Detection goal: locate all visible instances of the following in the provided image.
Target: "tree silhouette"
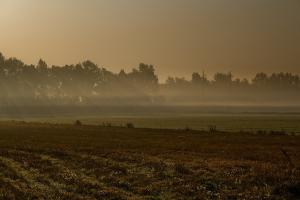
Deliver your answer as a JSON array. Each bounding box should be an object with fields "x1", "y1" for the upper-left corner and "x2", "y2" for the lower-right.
[
  {"x1": 0, "y1": 51, "x2": 299, "y2": 106},
  {"x1": 0, "y1": 53, "x2": 4, "y2": 66},
  {"x1": 214, "y1": 72, "x2": 233, "y2": 85}
]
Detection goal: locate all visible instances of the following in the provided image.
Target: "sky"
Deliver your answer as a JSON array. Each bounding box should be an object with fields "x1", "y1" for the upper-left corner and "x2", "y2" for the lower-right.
[{"x1": 0, "y1": 0, "x2": 300, "y2": 81}]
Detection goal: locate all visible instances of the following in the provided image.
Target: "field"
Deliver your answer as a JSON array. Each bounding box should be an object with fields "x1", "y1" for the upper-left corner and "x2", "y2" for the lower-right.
[
  {"x1": 8, "y1": 115, "x2": 300, "y2": 135},
  {"x1": 0, "y1": 121, "x2": 299, "y2": 200},
  {"x1": 3, "y1": 106, "x2": 300, "y2": 134}
]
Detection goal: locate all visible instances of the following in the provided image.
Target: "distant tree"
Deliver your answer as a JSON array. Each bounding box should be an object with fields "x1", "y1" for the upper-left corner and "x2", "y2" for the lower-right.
[
  {"x1": 192, "y1": 72, "x2": 201, "y2": 83},
  {"x1": 268, "y1": 72, "x2": 300, "y2": 89},
  {"x1": 37, "y1": 59, "x2": 48, "y2": 72},
  {"x1": 241, "y1": 78, "x2": 250, "y2": 87},
  {"x1": 82, "y1": 60, "x2": 98, "y2": 72},
  {"x1": 3, "y1": 57, "x2": 24, "y2": 78},
  {"x1": 0, "y1": 52, "x2": 4, "y2": 66},
  {"x1": 164, "y1": 76, "x2": 190, "y2": 88},
  {"x1": 192, "y1": 72, "x2": 208, "y2": 85},
  {"x1": 166, "y1": 77, "x2": 176, "y2": 85},
  {"x1": 174, "y1": 77, "x2": 190, "y2": 87},
  {"x1": 213, "y1": 72, "x2": 233, "y2": 86},
  {"x1": 0, "y1": 52, "x2": 299, "y2": 106},
  {"x1": 252, "y1": 73, "x2": 268, "y2": 87},
  {"x1": 128, "y1": 63, "x2": 159, "y2": 90},
  {"x1": 138, "y1": 63, "x2": 159, "y2": 85},
  {"x1": 119, "y1": 69, "x2": 127, "y2": 78}
]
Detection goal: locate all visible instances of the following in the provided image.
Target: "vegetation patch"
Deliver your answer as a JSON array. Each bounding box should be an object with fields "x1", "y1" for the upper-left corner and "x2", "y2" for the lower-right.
[{"x1": 0, "y1": 121, "x2": 298, "y2": 199}]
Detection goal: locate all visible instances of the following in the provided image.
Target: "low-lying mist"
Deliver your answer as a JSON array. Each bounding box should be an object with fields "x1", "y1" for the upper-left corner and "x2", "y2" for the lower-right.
[{"x1": 1, "y1": 52, "x2": 300, "y2": 114}]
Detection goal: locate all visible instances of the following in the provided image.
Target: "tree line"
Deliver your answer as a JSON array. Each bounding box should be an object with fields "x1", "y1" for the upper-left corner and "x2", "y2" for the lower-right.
[
  {"x1": 0, "y1": 52, "x2": 299, "y2": 105},
  {"x1": 166, "y1": 71, "x2": 300, "y2": 89}
]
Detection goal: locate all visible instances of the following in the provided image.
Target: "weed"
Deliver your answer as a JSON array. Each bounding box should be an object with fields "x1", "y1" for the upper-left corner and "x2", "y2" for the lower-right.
[
  {"x1": 126, "y1": 123, "x2": 135, "y2": 129},
  {"x1": 74, "y1": 120, "x2": 82, "y2": 126}
]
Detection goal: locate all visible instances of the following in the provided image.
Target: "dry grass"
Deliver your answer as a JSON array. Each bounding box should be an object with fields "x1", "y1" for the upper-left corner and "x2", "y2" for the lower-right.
[{"x1": 0, "y1": 121, "x2": 299, "y2": 199}]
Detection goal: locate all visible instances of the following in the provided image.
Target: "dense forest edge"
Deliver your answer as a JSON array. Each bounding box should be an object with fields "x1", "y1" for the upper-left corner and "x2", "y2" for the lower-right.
[{"x1": 1, "y1": 52, "x2": 300, "y2": 106}]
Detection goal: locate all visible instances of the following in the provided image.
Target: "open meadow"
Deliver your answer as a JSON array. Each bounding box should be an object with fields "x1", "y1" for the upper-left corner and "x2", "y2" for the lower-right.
[
  {"x1": 3, "y1": 106, "x2": 300, "y2": 134},
  {"x1": 0, "y1": 121, "x2": 299, "y2": 199}
]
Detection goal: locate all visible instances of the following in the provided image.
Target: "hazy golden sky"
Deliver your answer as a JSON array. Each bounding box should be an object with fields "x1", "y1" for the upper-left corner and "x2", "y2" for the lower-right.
[{"x1": 0, "y1": 0, "x2": 299, "y2": 80}]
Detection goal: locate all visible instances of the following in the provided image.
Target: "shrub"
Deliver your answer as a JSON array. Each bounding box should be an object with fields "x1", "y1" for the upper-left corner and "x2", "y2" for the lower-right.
[
  {"x1": 74, "y1": 120, "x2": 82, "y2": 126},
  {"x1": 269, "y1": 130, "x2": 286, "y2": 136},
  {"x1": 208, "y1": 125, "x2": 217, "y2": 134},
  {"x1": 126, "y1": 123, "x2": 135, "y2": 128},
  {"x1": 102, "y1": 122, "x2": 112, "y2": 127},
  {"x1": 185, "y1": 126, "x2": 191, "y2": 131}
]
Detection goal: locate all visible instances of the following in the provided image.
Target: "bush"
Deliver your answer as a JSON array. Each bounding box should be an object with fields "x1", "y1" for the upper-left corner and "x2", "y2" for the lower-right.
[
  {"x1": 102, "y1": 122, "x2": 112, "y2": 127},
  {"x1": 126, "y1": 123, "x2": 135, "y2": 128},
  {"x1": 208, "y1": 125, "x2": 217, "y2": 134},
  {"x1": 269, "y1": 130, "x2": 286, "y2": 136},
  {"x1": 74, "y1": 120, "x2": 82, "y2": 126},
  {"x1": 185, "y1": 126, "x2": 191, "y2": 131}
]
